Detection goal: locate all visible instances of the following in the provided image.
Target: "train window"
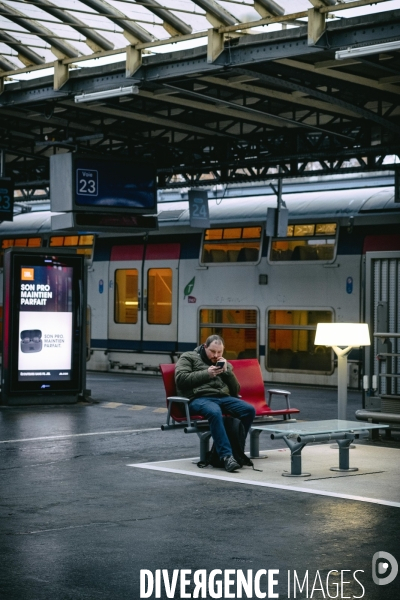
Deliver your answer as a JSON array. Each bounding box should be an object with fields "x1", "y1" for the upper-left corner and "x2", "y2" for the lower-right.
[
  {"x1": 49, "y1": 235, "x2": 95, "y2": 260},
  {"x1": 0, "y1": 238, "x2": 42, "y2": 268},
  {"x1": 199, "y1": 309, "x2": 258, "y2": 359},
  {"x1": 147, "y1": 268, "x2": 172, "y2": 325},
  {"x1": 201, "y1": 227, "x2": 262, "y2": 264},
  {"x1": 270, "y1": 222, "x2": 337, "y2": 262},
  {"x1": 267, "y1": 310, "x2": 333, "y2": 373},
  {"x1": 2, "y1": 238, "x2": 41, "y2": 248},
  {"x1": 0, "y1": 305, "x2": 2, "y2": 344},
  {"x1": 114, "y1": 269, "x2": 139, "y2": 324}
]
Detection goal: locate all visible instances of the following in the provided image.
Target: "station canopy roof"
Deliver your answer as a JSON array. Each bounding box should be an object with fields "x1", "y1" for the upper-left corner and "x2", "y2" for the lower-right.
[
  {"x1": 1, "y1": 0, "x2": 400, "y2": 194},
  {"x1": 0, "y1": 0, "x2": 399, "y2": 72}
]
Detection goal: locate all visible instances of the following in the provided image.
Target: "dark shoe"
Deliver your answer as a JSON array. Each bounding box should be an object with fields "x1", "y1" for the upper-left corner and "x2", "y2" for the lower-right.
[{"x1": 224, "y1": 455, "x2": 241, "y2": 472}]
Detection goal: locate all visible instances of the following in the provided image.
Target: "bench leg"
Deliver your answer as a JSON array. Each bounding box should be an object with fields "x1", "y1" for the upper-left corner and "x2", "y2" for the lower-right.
[
  {"x1": 282, "y1": 438, "x2": 311, "y2": 477},
  {"x1": 330, "y1": 437, "x2": 358, "y2": 472},
  {"x1": 197, "y1": 431, "x2": 212, "y2": 463},
  {"x1": 250, "y1": 429, "x2": 261, "y2": 458}
]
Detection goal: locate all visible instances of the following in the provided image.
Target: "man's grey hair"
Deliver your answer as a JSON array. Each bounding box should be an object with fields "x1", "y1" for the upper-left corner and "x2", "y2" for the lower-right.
[{"x1": 205, "y1": 334, "x2": 224, "y2": 347}]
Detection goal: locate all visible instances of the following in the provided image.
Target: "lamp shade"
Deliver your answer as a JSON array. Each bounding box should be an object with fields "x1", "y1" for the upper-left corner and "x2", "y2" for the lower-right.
[{"x1": 314, "y1": 323, "x2": 370, "y2": 347}]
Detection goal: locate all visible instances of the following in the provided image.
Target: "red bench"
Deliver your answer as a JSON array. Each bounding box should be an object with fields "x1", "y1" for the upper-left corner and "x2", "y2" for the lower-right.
[{"x1": 160, "y1": 358, "x2": 299, "y2": 460}]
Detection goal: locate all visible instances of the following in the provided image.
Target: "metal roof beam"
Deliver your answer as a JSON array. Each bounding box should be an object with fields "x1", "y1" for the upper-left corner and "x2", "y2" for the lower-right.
[
  {"x1": 191, "y1": 0, "x2": 236, "y2": 27},
  {"x1": 134, "y1": 0, "x2": 192, "y2": 36},
  {"x1": 22, "y1": 0, "x2": 115, "y2": 52},
  {"x1": 159, "y1": 83, "x2": 354, "y2": 139},
  {"x1": 253, "y1": 0, "x2": 284, "y2": 19},
  {"x1": 200, "y1": 74, "x2": 360, "y2": 119},
  {"x1": 0, "y1": 1, "x2": 80, "y2": 58},
  {"x1": 234, "y1": 66, "x2": 400, "y2": 136},
  {"x1": 0, "y1": 30, "x2": 45, "y2": 65},
  {"x1": 64, "y1": 100, "x2": 232, "y2": 138},
  {"x1": 77, "y1": 0, "x2": 154, "y2": 44}
]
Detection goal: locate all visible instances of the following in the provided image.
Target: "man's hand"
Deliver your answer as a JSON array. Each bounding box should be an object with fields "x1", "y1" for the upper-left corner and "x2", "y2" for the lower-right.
[{"x1": 208, "y1": 358, "x2": 227, "y2": 377}]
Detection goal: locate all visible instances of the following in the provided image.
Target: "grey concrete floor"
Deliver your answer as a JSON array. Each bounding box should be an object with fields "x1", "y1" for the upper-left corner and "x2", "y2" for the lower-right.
[{"x1": 0, "y1": 372, "x2": 399, "y2": 600}]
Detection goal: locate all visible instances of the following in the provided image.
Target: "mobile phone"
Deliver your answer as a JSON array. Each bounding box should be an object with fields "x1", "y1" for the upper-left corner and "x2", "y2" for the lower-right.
[{"x1": 216, "y1": 360, "x2": 225, "y2": 368}]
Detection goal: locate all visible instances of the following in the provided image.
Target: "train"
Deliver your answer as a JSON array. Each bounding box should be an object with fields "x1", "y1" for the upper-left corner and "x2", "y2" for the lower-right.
[{"x1": 1, "y1": 177, "x2": 399, "y2": 392}]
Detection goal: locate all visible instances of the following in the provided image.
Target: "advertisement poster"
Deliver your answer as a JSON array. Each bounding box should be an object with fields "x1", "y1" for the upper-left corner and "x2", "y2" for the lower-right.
[{"x1": 17, "y1": 264, "x2": 74, "y2": 382}]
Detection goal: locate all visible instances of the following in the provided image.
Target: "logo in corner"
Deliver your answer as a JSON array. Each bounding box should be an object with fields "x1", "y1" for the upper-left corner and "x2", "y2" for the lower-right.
[{"x1": 372, "y1": 551, "x2": 398, "y2": 586}]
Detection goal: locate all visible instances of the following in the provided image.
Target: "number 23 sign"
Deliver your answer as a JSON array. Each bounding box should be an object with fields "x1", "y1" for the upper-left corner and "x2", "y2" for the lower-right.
[{"x1": 0, "y1": 178, "x2": 14, "y2": 221}]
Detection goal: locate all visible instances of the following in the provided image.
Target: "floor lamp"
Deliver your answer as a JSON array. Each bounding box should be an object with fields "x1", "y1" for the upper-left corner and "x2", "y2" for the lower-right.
[{"x1": 315, "y1": 323, "x2": 371, "y2": 421}]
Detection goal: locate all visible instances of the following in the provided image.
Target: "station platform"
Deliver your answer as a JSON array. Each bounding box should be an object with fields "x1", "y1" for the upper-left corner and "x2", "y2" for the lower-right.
[{"x1": 0, "y1": 371, "x2": 399, "y2": 600}]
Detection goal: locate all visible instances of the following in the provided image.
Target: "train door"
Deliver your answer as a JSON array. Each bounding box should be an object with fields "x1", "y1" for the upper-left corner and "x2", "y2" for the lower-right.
[
  {"x1": 142, "y1": 244, "x2": 179, "y2": 348},
  {"x1": 108, "y1": 242, "x2": 180, "y2": 351},
  {"x1": 364, "y1": 251, "x2": 400, "y2": 409},
  {"x1": 108, "y1": 245, "x2": 143, "y2": 347}
]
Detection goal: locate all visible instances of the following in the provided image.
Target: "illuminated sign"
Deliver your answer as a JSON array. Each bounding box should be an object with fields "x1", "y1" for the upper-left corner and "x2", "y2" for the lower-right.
[
  {"x1": 0, "y1": 177, "x2": 14, "y2": 221},
  {"x1": 2, "y1": 250, "x2": 85, "y2": 403},
  {"x1": 50, "y1": 154, "x2": 157, "y2": 215},
  {"x1": 17, "y1": 264, "x2": 74, "y2": 382}
]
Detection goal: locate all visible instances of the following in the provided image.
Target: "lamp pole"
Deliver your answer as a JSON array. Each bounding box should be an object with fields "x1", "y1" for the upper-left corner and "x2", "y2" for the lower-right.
[{"x1": 332, "y1": 345, "x2": 353, "y2": 420}]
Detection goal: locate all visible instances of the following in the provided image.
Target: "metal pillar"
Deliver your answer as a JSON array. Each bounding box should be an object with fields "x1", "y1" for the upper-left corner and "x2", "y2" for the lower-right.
[{"x1": 333, "y1": 345, "x2": 353, "y2": 420}]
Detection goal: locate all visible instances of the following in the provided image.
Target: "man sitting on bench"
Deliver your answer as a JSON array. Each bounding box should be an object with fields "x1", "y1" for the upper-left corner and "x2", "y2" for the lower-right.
[{"x1": 175, "y1": 335, "x2": 256, "y2": 472}]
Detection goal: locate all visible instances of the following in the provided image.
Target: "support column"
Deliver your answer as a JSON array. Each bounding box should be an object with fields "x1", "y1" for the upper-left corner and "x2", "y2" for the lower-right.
[
  {"x1": 308, "y1": 8, "x2": 326, "y2": 46},
  {"x1": 54, "y1": 60, "x2": 69, "y2": 91},
  {"x1": 126, "y1": 46, "x2": 142, "y2": 78},
  {"x1": 207, "y1": 28, "x2": 224, "y2": 64}
]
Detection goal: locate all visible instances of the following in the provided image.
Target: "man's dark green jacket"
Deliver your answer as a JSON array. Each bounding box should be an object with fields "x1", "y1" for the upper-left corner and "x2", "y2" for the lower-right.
[{"x1": 175, "y1": 346, "x2": 240, "y2": 401}]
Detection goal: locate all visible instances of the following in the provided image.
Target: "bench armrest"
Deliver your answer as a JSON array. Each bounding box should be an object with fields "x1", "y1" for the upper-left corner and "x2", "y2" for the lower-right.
[{"x1": 163, "y1": 396, "x2": 191, "y2": 429}]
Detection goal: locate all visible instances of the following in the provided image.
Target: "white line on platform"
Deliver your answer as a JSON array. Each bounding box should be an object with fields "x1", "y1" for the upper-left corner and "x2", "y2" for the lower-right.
[
  {"x1": 0, "y1": 428, "x2": 159, "y2": 444},
  {"x1": 130, "y1": 462, "x2": 400, "y2": 508}
]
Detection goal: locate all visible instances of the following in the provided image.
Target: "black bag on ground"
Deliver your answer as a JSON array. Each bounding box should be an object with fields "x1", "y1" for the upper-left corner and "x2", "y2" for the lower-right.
[{"x1": 197, "y1": 416, "x2": 255, "y2": 469}]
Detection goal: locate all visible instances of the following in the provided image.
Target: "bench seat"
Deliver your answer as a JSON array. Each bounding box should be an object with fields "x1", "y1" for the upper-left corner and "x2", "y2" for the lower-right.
[{"x1": 160, "y1": 358, "x2": 300, "y2": 460}]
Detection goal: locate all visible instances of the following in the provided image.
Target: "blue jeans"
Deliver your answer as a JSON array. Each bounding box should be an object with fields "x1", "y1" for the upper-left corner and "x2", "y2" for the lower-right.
[{"x1": 189, "y1": 396, "x2": 256, "y2": 459}]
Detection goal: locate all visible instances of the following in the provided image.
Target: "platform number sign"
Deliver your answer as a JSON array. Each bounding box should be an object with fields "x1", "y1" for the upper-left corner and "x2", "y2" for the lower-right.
[
  {"x1": 188, "y1": 190, "x2": 210, "y2": 228},
  {"x1": 0, "y1": 177, "x2": 14, "y2": 221},
  {"x1": 76, "y1": 168, "x2": 98, "y2": 198}
]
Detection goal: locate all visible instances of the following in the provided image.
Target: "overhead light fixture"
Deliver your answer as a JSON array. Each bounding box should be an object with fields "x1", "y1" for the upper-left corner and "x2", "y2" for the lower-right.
[
  {"x1": 74, "y1": 85, "x2": 139, "y2": 104},
  {"x1": 335, "y1": 40, "x2": 400, "y2": 60}
]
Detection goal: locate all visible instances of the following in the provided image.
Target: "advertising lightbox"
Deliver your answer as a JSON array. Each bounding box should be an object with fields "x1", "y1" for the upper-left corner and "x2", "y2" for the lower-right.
[{"x1": 2, "y1": 249, "x2": 86, "y2": 405}]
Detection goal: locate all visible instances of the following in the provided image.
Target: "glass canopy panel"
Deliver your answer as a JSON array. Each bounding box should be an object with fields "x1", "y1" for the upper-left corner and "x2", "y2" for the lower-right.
[{"x1": 1, "y1": 0, "x2": 397, "y2": 74}]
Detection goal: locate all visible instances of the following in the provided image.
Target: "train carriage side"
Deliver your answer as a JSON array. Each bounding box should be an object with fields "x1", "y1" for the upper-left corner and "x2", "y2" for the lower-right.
[
  {"x1": 94, "y1": 186, "x2": 400, "y2": 388},
  {"x1": 0, "y1": 186, "x2": 399, "y2": 391}
]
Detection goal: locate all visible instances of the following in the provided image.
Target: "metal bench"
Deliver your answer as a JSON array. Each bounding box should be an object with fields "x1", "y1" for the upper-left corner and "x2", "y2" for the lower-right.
[{"x1": 160, "y1": 358, "x2": 300, "y2": 461}]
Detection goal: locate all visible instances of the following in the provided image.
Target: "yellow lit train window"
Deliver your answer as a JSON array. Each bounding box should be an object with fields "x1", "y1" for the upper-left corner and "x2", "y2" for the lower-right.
[
  {"x1": 147, "y1": 268, "x2": 172, "y2": 325},
  {"x1": 114, "y1": 269, "x2": 138, "y2": 324},
  {"x1": 79, "y1": 235, "x2": 94, "y2": 246},
  {"x1": 63, "y1": 236, "x2": 79, "y2": 246},
  {"x1": 316, "y1": 223, "x2": 337, "y2": 235},
  {"x1": 294, "y1": 224, "x2": 315, "y2": 237},
  {"x1": 223, "y1": 228, "x2": 241, "y2": 239},
  {"x1": 2, "y1": 238, "x2": 41, "y2": 248},
  {"x1": 202, "y1": 227, "x2": 262, "y2": 264},
  {"x1": 199, "y1": 308, "x2": 258, "y2": 359},
  {"x1": 205, "y1": 229, "x2": 223, "y2": 241},
  {"x1": 50, "y1": 235, "x2": 94, "y2": 247},
  {"x1": 242, "y1": 227, "x2": 261, "y2": 239},
  {"x1": 270, "y1": 222, "x2": 337, "y2": 262},
  {"x1": 50, "y1": 237, "x2": 63, "y2": 246},
  {"x1": 76, "y1": 248, "x2": 92, "y2": 257},
  {"x1": 267, "y1": 310, "x2": 333, "y2": 373},
  {"x1": 28, "y1": 238, "x2": 41, "y2": 247}
]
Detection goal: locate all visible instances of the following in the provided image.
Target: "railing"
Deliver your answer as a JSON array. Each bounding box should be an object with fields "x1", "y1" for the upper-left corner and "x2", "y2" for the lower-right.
[{"x1": 374, "y1": 332, "x2": 400, "y2": 413}]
